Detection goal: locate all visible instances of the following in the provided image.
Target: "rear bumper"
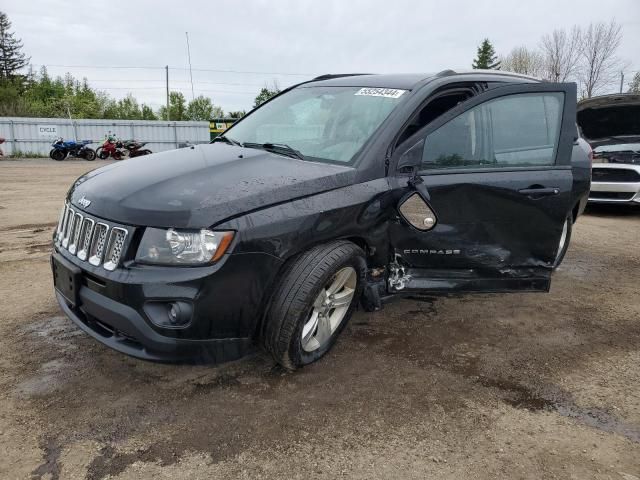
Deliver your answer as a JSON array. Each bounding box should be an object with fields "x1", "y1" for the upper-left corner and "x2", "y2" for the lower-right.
[{"x1": 55, "y1": 289, "x2": 254, "y2": 363}]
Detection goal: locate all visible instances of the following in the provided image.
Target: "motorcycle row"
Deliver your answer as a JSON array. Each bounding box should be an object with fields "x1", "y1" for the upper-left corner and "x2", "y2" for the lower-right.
[{"x1": 49, "y1": 134, "x2": 152, "y2": 161}]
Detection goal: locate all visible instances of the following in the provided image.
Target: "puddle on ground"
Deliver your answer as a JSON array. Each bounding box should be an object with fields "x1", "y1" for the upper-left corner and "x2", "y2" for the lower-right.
[
  {"x1": 14, "y1": 358, "x2": 70, "y2": 398},
  {"x1": 21, "y1": 316, "x2": 84, "y2": 351},
  {"x1": 458, "y1": 362, "x2": 640, "y2": 443}
]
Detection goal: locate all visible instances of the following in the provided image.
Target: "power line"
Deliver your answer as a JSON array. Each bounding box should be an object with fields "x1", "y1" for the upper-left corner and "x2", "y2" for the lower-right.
[
  {"x1": 88, "y1": 79, "x2": 274, "y2": 87},
  {"x1": 185, "y1": 32, "x2": 195, "y2": 101},
  {"x1": 98, "y1": 86, "x2": 256, "y2": 94},
  {"x1": 32, "y1": 63, "x2": 164, "y2": 70},
  {"x1": 170, "y1": 67, "x2": 313, "y2": 76},
  {"x1": 32, "y1": 63, "x2": 314, "y2": 76},
  {"x1": 89, "y1": 78, "x2": 264, "y2": 87}
]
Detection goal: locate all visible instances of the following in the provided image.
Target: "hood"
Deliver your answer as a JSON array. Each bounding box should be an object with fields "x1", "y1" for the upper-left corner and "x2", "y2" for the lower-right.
[
  {"x1": 68, "y1": 143, "x2": 356, "y2": 228},
  {"x1": 577, "y1": 94, "x2": 640, "y2": 148}
]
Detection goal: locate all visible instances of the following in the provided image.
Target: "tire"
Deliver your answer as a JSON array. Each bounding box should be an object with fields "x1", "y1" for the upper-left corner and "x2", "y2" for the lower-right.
[
  {"x1": 96, "y1": 147, "x2": 109, "y2": 160},
  {"x1": 552, "y1": 214, "x2": 572, "y2": 270},
  {"x1": 113, "y1": 151, "x2": 123, "y2": 160},
  {"x1": 83, "y1": 148, "x2": 96, "y2": 161},
  {"x1": 51, "y1": 149, "x2": 66, "y2": 161},
  {"x1": 263, "y1": 240, "x2": 366, "y2": 370},
  {"x1": 48, "y1": 149, "x2": 56, "y2": 159},
  {"x1": 140, "y1": 149, "x2": 152, "y2": 156}
]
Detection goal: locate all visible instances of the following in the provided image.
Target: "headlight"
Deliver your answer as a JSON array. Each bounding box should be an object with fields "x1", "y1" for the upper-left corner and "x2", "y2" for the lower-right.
[{"x1": 136, "y1": 228, "x2": 234, "y2": 265}]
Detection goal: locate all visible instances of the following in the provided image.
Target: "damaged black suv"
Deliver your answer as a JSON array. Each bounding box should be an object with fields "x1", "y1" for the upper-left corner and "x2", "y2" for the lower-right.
[{"x1": 51, "y1": 70, "x2": 591, "y2": 369}]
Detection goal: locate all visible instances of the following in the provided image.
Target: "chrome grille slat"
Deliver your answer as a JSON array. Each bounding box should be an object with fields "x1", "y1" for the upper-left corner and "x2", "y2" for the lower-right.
[
  {"x1": 68, "y1": 212, "x2": 83, "y2": 255},
  {"x1": 89, "y1": 223, "x2": 110, "y2": 266},
  {"x1": 61, "y1": 207, "x2": 75, "y2": 248},
  {"x1": 55, "y1": 204, "x2": 67, "y2": 244},
  {"x1": 55, "y1": 202, "x2": 129, "y2": 271},
  {"x1": 77, "y1": 218, "x2": 95, "y2": 261},
  {"x1": 103, "y1": 228, "x2": 128, "y2": 271}
]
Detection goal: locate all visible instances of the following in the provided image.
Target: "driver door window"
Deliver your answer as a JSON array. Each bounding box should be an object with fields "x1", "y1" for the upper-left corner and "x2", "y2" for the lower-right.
[{"x1": 421, "y1": 92, "x2": 564, "y2": 170}]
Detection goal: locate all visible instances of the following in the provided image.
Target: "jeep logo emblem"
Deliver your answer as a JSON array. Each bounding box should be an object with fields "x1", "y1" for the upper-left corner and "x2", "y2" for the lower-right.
[{"x1": 78, "y1": 196, "x2": 91, "y2": 208}]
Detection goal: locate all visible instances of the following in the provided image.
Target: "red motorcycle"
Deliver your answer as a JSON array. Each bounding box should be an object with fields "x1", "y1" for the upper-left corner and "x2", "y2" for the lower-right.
[{"x1": 96, "y1": 134, "x2": 126, "y2": 160}]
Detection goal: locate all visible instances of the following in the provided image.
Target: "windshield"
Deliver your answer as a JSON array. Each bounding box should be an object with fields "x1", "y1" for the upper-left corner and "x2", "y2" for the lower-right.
[{"x1": 224, "y1": 86, "x2": 407, "y2": 164}]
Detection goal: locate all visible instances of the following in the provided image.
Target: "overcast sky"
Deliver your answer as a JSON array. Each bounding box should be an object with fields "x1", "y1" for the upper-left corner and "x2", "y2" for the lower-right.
[{"x1": 4, "y1": 0, "x2": 640, "y2": 113}]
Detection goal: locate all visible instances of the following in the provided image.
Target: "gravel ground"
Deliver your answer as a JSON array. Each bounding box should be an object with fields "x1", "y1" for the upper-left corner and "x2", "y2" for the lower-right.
[{"x1": 1, "y1": 158, "x2": 639, "y2": 480}]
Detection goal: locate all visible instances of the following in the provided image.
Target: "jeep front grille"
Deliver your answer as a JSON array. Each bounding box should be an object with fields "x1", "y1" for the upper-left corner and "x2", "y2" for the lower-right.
[{"x1": 55, "y1": 203, "x2": 130, "y2": 271}]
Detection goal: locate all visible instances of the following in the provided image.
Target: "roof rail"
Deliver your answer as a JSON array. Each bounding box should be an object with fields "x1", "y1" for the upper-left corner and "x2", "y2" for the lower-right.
[
  {"x1": 311, "y1": 73, "x2": 373, "y2": 81},
  {"x1": 435, "y1": 69, "x2": 456, "y2": 77}
]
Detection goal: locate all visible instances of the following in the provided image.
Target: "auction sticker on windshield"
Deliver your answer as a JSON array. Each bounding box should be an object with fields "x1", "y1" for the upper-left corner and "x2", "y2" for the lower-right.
[{"x1": 355, "y1": 88, "x2": 406, "y2": 98}]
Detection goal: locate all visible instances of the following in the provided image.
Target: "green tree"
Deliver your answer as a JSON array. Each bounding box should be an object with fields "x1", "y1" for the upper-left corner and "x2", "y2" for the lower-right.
[
  {"x1": 227, "y1": 110, "x2": 246, "y2": 119},
  {"x1": 627, "y1": 72, "x2": 640, "y2": 93},
  {"x1": 116, "y1": 94, "x2": 142, "y2": 119},
  {"x1": 141, "y1": 104, "x2": 157, "y2": 120},
  {"x1": 185, "y1": 95, "x2": 223, "y2": 120},
  {"x1": 253, "y1": 85, "x2": 281, "y2": 108},
  {"x1": 158, "y1": 91, "x2": 187, "y2": 120},
  {"x1": 0, "y1": 11, "x2": 29, "y2": 80},
  {"x1": 472, "y1": 39, "x2": 500, "y2": 70}
]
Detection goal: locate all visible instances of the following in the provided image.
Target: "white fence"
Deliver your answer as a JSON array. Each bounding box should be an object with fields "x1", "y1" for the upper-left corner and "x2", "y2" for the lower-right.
[{"x1": 0, "y1": 117, "x2": 210, "y2": 156}]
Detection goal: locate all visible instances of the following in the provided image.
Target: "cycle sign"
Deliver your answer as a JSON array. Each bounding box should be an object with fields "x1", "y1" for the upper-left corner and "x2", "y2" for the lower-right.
[{"x1": 38, "y1": 125, "x2": 59, "y2": 137}]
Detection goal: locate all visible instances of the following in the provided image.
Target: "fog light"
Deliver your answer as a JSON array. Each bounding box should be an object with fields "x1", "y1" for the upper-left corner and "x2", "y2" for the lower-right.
[
  {"x1": 167, "y1": 303, "x2": 185, "y2": 325},
  {"x1": 144, "y1": 301, "x2": 193, "y2": 329}
]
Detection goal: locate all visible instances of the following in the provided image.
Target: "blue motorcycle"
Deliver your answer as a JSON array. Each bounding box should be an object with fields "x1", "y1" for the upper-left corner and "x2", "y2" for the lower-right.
[{"x1": 49, "y1": 138, "x2": 97, "y2": 161}]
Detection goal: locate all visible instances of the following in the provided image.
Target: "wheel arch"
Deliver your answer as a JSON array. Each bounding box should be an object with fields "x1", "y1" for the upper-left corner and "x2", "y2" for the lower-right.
[{"x1": 251, "y1": 237, "x2": 368, "y2": 341}]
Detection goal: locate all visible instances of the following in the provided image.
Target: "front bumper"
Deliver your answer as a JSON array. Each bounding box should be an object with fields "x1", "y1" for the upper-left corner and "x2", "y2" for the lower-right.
[
  {"x1": 589, "y1": 163, "x2": 640, "y2": 204},
  {"x1": 55, "y1": 290, "x2": 253, "y2": 362},
  {"x1": 51, "y1": 246, "x2": 283, "y2": 363}
]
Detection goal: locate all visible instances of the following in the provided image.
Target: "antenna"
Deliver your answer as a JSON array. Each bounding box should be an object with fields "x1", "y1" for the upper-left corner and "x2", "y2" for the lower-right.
[{"x1": 185, "y1": 32, "x2": 195, "y2": 101}]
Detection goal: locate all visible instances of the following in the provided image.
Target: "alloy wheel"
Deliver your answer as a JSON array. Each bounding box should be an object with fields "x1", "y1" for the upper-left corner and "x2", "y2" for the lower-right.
[{"x1": 301, "y1": 266, "x2": 357, "y2": 352}]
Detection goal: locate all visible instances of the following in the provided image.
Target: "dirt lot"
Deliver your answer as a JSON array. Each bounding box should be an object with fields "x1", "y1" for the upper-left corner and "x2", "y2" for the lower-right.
[{"x1": 0, "y1": 158, "x2": 639, "y2": 479}]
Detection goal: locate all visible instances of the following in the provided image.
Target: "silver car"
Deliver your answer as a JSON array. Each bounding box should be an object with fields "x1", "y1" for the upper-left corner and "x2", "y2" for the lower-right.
[{"x1": 577, "y1": 94, "x2": 640, "y2": 205}]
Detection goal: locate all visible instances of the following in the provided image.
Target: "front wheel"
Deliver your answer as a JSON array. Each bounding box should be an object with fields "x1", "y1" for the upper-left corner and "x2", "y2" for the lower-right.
[
  {"x1": 96, "y1": 147, "x2": 109, "y2": 159},
  {"x1": 263, "y1": 240, "x2": 366, "y2": 370},
  {"x1": 51, "y1": 149, "x2": 66, "y2": 161},
  {"x1": 83, "y1": 148, "x2": 96, "y2": 161},
  {"x1": 552, "y1": 214, "x2": 572, "y2": 270}
]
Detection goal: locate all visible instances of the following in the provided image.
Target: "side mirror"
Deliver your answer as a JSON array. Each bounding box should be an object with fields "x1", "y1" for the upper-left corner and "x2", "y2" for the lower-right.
[
  {"x1": 398, "y1": 192, "x2": 437, "y2": 231},
  {"x1": 396, "y1": 139, "x2": 424, "y2": 172}
]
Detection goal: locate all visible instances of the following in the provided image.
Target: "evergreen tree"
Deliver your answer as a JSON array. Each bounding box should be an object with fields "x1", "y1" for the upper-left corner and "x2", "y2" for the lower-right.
[
  {"x1": 0, "y1": 11, "x2": 30, "y2": 80},
  {"x1": 628, "y1": 72, "x2": 640, "y2": 93},
  {"x1": 472, "y1": 39, "x2": 501, "y2": 70},
  {"x1": 253, "y1": 85, "x2": 281, "y2": 108}
]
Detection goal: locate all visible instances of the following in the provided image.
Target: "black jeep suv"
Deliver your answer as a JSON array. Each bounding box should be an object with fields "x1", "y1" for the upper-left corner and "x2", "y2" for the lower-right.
[{"x1": 51, "y1": 70, "x2": 591, "y2": 369}]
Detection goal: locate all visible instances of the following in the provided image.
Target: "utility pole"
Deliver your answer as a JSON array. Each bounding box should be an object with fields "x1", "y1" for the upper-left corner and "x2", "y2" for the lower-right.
[
  {"x1": 619, "y1": 71, "x2": 624, "y2": 94},
  {"x1": 186, "y1": 32, "x2": 195, "y2": 101},
  {"x1": 165, "y1": 65, "x2": 170, "y2": 121}
]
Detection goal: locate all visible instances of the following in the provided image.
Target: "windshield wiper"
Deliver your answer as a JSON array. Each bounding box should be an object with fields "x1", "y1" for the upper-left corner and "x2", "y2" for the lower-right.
[
  {"x1": 242, "y1": 142, "x2": 305, "y2": 160},
  {"x1": 211, "y1": 135, "x2": 242, "y2": 147}
]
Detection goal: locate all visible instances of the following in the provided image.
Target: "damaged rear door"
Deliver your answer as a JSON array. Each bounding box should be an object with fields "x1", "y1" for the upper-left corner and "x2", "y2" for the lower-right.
[{"x1": 388, "y1": 82, "x2": 577, "y2": 293}]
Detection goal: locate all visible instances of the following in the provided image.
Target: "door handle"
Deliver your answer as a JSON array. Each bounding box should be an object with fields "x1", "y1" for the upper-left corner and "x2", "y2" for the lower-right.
[{"x1": 518, "y1": 187, "x2": 560, "y2": 197}]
